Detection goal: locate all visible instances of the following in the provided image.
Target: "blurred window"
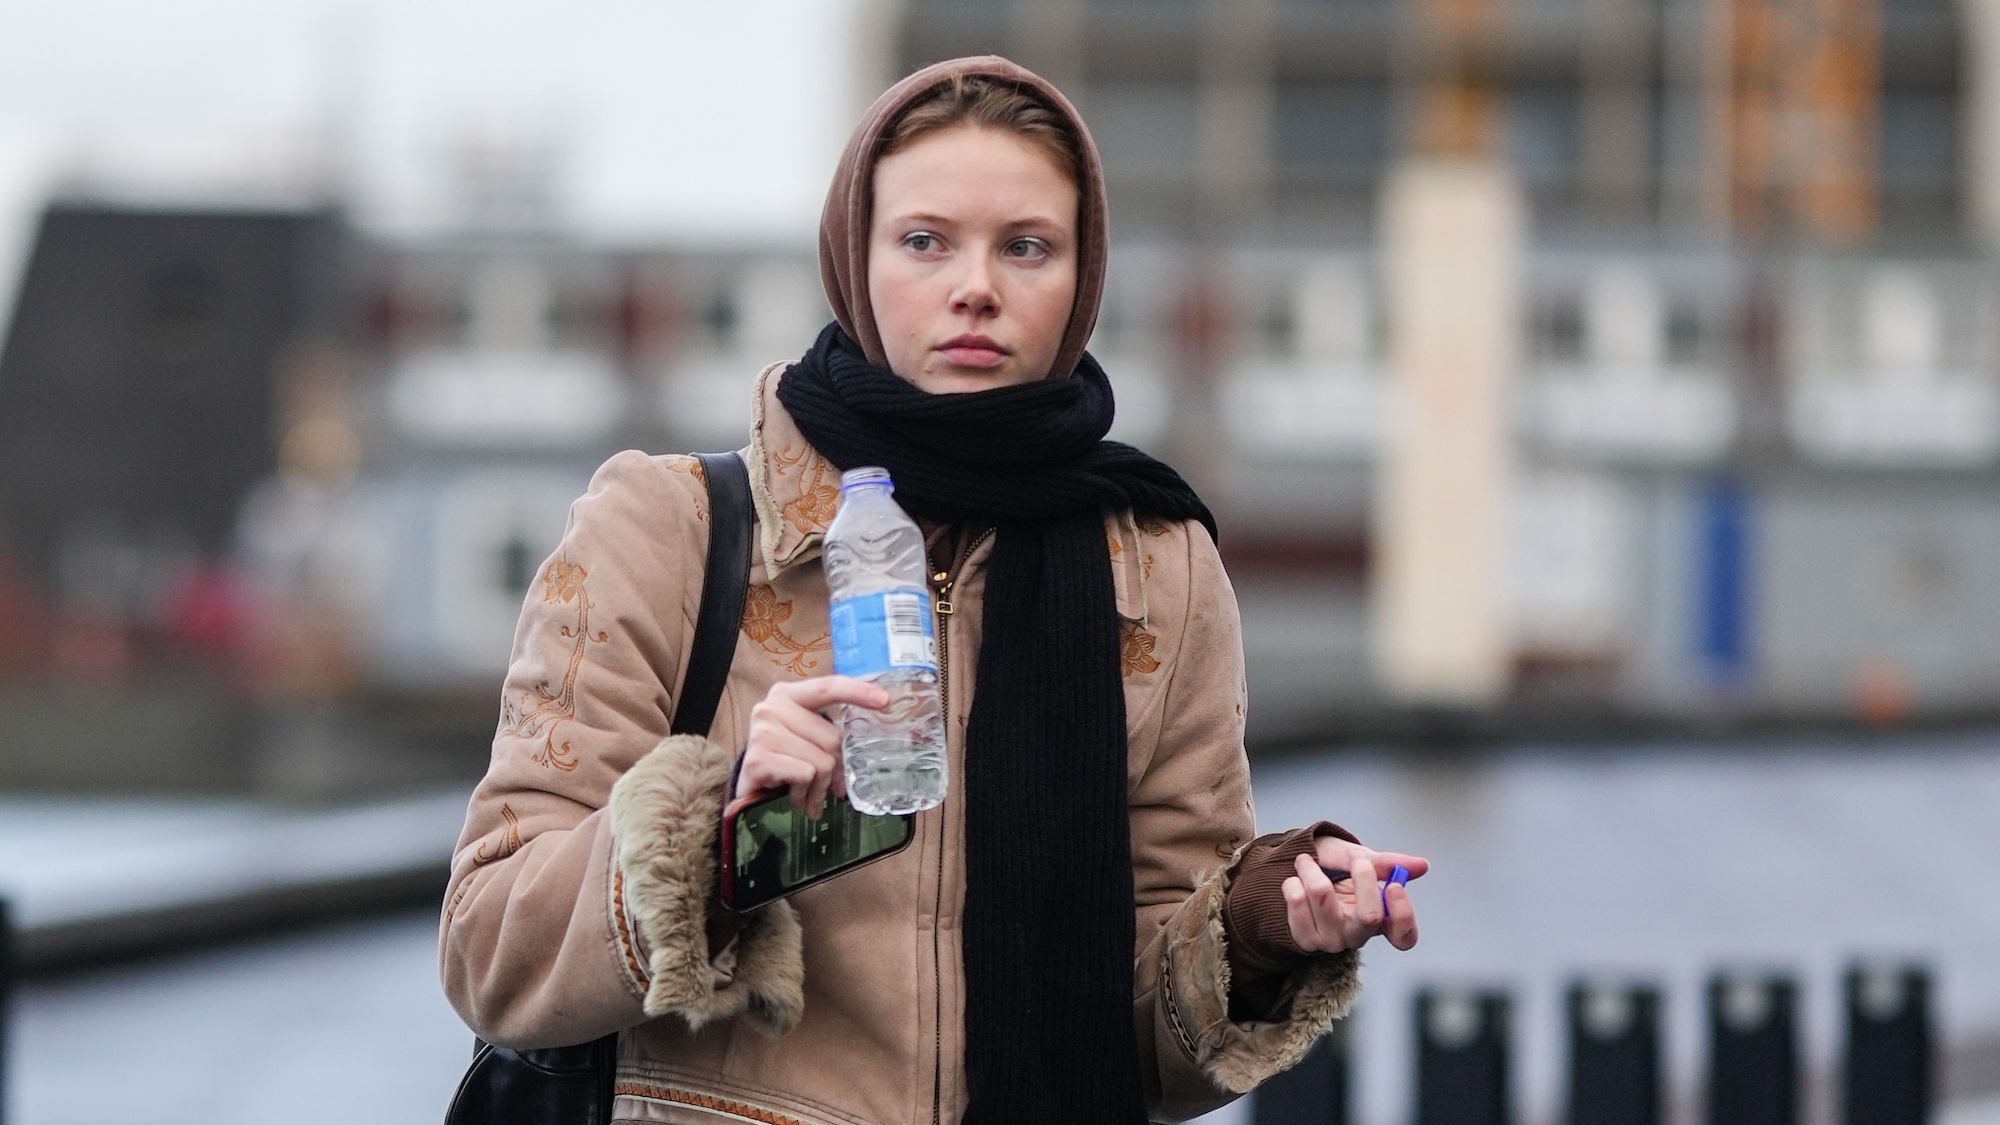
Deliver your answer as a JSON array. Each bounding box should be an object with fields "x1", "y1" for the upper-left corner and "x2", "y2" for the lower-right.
[
  {"x1": 1879, "y1": 93, "x2": 1957, "y2": 194},
  {"x1": 1275, "y1": 83, "x2": 1391, "y2": 183},
  {"x1": 500, "y1": 535, "x2": 535, "y2": 600},
  {"x1": 1533, "y1": 293, "x2": 1586, "y2": 364},
  {"x1": 1664, "y1": 299, "x2": 1710, "y2": 366},
  {"x1": 1506, "y1": 86, "x2": 1581, "y2": 189},
  {"x1": 1088, "y1": 82, "x2": 1199, "y2": 173},
  {"x1": 1253, "y1": 293, "x2": 1297, "y2": 357},
  {"x1": 701, "y1": 284, "x2": 740, "y2": 351}
]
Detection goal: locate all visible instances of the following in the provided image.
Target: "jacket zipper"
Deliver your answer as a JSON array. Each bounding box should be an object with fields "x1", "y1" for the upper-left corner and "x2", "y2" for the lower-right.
[{"x1": 926, "y1": 526, "x2": 991, "y2": 1125}]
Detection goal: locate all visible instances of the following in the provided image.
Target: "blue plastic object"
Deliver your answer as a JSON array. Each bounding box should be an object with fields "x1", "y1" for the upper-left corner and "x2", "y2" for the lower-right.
[
  {"x1": 1384, "y1": 865, "x2": 1411, "y2": 913},
  {"x1": 1316, "y1": 864, "x2": 1412, "y2": 916}
]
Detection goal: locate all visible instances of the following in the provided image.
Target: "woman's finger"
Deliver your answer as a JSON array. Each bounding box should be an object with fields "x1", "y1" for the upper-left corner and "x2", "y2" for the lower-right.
[
  {"x1": 741, "y1": 750, "x2": 815, "y2": 807},
  {"x1": 1369, "y1": 852, "x2": 1431, "y2": 880},
  {"x1": 1347, "y1": 852, "x2": 1382, "y2": 931},
  {"x1": 1311, "y1": 837, "x2": 1429, "y2": 882},
  {"x1": 1383, "y1": 882, "x2": 1420, "y2": 951},
  {"x1": 1284, "y1": 860, "x2": 1332, "y2": 951},
  {"x1": 763, "y1": 694, "x2": 845, "y2": 756},
  {"x1": 1311, "y1": 835, "x2": 1355, "y2": 872},
  {"x1": 767, "y1": 715, "x2": 842, "y2": 814},
  {"x1": 802, "y1": 749, "x2": 839, "y2": 818},
  {"x1": 1297, "y1": 853, "x2": 1350, "y2": 951},
  {"x1": 741, "y1": 733, "x2": 837, "y2": 805},
  {"x1": 1282, "y1": 874, "x2": 1322, "y2": 951},
  {"x1": 773, "y1": 675, "x2": 889, "y2": 714},
  {"x1": 743, "y1": 724, "x2": 837, "y2": 779}
]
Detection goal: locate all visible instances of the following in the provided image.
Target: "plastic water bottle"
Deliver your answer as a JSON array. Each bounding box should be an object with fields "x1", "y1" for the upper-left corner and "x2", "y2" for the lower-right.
[{"x1": 823, "y1": 467, "x2": 948, "y2": 815}]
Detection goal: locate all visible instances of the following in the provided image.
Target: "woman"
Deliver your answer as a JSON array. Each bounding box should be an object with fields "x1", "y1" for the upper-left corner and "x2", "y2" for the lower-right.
[{"x1": 441, "y1": 55, "x2": 1425, "y2": 1125}]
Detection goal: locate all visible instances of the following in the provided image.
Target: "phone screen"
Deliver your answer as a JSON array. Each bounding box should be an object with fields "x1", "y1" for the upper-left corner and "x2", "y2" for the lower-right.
[{"x1": 723, "y1": 791, "x2": 913, "y2": 911}]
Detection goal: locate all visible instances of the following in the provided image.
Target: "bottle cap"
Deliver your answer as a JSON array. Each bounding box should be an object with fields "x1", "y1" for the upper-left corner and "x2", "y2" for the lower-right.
[{"x1": 839, "y1": 466, "x2": 893, "y2": 492}]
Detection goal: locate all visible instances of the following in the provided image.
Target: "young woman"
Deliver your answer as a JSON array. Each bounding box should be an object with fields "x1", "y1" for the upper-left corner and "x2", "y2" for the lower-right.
[{"x1": 441, "y1": 56, "x2": 1426, "y2": 1125}]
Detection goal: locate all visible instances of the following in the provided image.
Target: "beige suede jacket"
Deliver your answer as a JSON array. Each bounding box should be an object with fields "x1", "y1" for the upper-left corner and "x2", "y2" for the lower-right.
[{"x1": 439, "y1": 364, "x2": 1361, "y2": 1125}]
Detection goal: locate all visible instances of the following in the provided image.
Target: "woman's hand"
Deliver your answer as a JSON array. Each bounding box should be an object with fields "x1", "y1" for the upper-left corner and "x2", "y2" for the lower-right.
[
  {"x1": 737, "y1": 677, "x2": 888, "y2": 816},
  {"x1": 1284, "y1": 837, "x2": 1428, "y2": 954}
]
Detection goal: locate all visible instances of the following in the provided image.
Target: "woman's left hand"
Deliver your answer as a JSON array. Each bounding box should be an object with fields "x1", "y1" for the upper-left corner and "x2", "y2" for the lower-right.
[{"x1": 1284, "y1": 837, "x2": 1428, "y2": 954}]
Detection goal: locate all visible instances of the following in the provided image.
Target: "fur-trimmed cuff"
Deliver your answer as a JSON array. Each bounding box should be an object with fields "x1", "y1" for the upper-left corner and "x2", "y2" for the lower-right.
[
  {"x1": 1162, "y1": 857, "x2": 1363, "y2": 1094},
  {"x1": 608, "y1": 734, "x2": 805, "y2": 1037}
]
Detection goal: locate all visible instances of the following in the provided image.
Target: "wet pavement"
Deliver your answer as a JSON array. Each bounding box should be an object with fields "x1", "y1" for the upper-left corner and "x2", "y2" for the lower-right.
[{"x1": 7, "y1": 731, "x2": 2000, "y2": 1125}]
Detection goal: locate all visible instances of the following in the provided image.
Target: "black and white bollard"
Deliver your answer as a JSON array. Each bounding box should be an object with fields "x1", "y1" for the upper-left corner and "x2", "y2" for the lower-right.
[
  {"x1": 1253, "y1": 1024, "x2": 1348, "y2": 1125},
  {"x1": 1708, "y1": 972, "x2": 1799, "y2": 1125},
  {"x1": 1416, "y1": 988, "x2": 1511, "y2": 1125},
  {"x1": 1842, "y1": 962, "x2": 1931, "y2": 1125},
  {"x1": 1566, "y1": 980, "x2": 1662, "y2": 1125}
]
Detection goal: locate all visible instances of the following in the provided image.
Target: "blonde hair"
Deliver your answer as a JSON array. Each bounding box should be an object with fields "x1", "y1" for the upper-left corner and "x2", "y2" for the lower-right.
[{"x1": 879, "y1": 72, "x2": 1081, "y2": 185}]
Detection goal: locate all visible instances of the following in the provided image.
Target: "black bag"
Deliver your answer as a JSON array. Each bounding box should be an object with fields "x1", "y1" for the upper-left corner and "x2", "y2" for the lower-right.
[{"x1": 444, "y1": 450, "x2": 754, "y2": 1125}]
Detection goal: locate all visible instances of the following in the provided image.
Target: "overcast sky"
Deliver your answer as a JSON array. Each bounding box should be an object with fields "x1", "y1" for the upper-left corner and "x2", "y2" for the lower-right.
[{"x1": 0, "y1": 0, "x2": 870, "y2": 242}]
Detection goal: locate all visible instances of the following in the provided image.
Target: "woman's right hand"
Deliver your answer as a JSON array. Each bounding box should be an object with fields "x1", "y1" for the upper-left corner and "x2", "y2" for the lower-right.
[{"x1": 737, "y1": 676, "x2": 888, "y2": 816}]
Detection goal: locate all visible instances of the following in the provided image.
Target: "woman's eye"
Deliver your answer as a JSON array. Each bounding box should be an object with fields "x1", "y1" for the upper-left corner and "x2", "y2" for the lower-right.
[
  {"x1": 903, "y1": 232, "x2": 941, "y2": 254},
  {"x1": 1005, "y1": 238, "x2": 1050, "y2": 260}
]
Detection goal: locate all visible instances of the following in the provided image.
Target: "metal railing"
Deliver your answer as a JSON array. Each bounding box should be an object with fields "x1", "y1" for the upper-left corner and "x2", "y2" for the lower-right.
[
  {"x1": 1253, "y1": 963, "x2": 1932, "y2": 1125},
  {"x1": 2, "y1": 897, "x2": 12, "y2": 1125}
]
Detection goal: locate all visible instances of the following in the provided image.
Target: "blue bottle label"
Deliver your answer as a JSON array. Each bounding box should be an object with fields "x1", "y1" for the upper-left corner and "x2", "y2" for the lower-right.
[{"x1": 829, "y1": 589, "x2": 938, "y2": 678}]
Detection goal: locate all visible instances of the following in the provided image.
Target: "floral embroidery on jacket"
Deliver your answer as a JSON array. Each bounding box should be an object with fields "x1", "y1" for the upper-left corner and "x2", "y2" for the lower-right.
[
  {"x1": 742, "y1": 583, "x2": 831, "y2": 675},
  {"x1": 774, "y1": 446, "x2": 838, "y2": 533},
  {"x1": 1121, "y1": 622, "x2": 1160, "y2": 677},
  {"x1": 473, "y1": 803, "x2": 524, "y2": 865},
  {"x1": 664, "y1": 457, "x2": 709, "y2": 522},
  {"x1": 501, "y1": 558, "x2": 608, "y2": 771}
]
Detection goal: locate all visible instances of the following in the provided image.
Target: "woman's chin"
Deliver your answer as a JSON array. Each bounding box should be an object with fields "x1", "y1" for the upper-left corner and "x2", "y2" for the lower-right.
[{"x1": 906, "y1": 362, "x2": 1040, "y2": 395}]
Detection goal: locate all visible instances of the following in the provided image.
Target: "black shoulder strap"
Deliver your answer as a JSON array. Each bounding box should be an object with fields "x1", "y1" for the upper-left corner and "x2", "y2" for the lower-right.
[
  {"x1": 673, "y1": 451, "x2": 752, "y2": 738},
  {"x1": 449, "y1": 451, "x2": 754, "y2": 1125}
]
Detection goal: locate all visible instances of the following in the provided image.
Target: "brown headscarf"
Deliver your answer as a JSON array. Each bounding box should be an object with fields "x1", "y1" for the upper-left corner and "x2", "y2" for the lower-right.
[{"x1": 817, "y1": 56, "x2": 1110, "y2": 380}]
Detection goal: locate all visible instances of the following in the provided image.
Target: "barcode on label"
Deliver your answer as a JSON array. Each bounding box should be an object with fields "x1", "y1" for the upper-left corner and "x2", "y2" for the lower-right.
[{"x1": 883, "y1": 591, "x2": 935, "y2": 667}]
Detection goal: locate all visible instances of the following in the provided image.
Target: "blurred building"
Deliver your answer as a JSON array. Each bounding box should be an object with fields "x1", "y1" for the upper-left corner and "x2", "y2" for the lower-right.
[
  {"x1": 896, "y1": 0, "x2": 1964, "y2": 243},
  {"x1": 0, "y1": 203, "x2": 344, "y2": 788},
  {"x1": 6, "y1": 1, "x2": 2000, "y2": 774},
  {"x1": 890, "y1": 0, "x2": 2000, "y2": 729}
]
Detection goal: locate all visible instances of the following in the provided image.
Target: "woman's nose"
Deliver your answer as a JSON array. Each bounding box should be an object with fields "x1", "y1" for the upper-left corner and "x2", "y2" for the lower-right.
[{"x1": 949, "y1": 253, "x2": 1000, "y2": 315}]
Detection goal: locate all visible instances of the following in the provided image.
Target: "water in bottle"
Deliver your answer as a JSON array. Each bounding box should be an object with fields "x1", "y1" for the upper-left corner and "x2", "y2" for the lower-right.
[{"x1": 823, "y1": 466, "x2": 948, "y2": 815}]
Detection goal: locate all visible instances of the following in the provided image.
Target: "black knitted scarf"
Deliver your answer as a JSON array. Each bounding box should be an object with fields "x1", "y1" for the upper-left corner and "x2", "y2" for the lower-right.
[{"x1": 776, "y1": 323, "x2": 1214, "y2": 1124}]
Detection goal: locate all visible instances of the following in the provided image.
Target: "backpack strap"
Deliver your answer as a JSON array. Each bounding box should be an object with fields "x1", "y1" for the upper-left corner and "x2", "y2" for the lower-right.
[{"x1": 673, "y1": 451, "x2": 752, "y2": 737}]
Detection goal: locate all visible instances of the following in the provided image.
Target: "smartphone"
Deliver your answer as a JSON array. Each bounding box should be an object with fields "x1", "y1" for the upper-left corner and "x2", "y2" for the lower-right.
[{"x1": 719, "y1": 789, "x2": 915, "y2": 912}]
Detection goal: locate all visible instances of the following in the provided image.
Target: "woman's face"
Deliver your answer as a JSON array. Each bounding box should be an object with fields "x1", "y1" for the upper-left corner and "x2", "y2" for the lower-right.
[{"x1": 867, "y1": 124, "x2": 1079, "y2": 393}]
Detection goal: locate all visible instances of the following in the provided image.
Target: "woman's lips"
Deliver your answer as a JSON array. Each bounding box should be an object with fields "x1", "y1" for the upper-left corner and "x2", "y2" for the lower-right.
[{"x1": 937, "y1": 337, "x2": 1009, "y2": 369}]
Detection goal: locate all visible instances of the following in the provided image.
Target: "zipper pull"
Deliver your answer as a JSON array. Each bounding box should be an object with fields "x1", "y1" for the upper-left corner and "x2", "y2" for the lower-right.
[{"x1": 933, "y1": 571, "x2": 953, "y2": 616}]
